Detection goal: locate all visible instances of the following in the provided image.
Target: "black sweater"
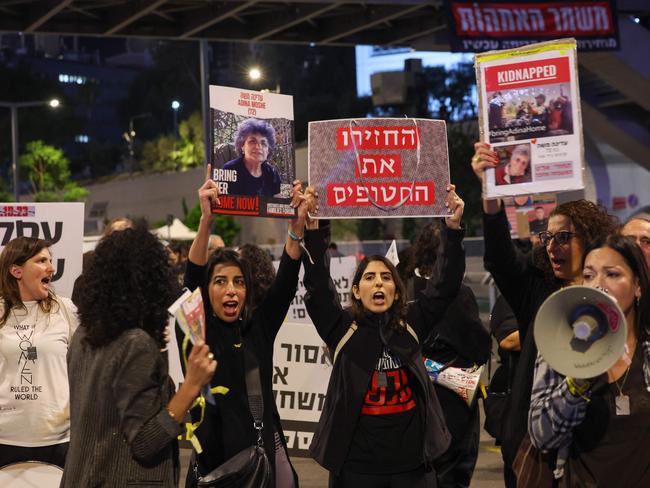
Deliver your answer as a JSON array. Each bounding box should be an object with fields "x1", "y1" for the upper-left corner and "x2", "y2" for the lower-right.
[
  {"x1": 482, "y1": 208, "x2": 560, "y2": 466},
  {"x1": 179, "y1": 250, "x2": 301, "y2": 485}
]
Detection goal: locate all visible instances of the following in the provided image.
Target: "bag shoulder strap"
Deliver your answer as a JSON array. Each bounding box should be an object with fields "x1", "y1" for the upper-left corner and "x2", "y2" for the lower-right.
[
  {"x1": 242, "y1": 343, "x2": 265, "y2": 444},
  {"x1": 333, "y1": 321, "x2": 358, "y2": 364}
]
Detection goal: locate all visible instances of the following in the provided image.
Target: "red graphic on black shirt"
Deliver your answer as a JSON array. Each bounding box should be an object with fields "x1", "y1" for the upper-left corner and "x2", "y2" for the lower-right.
[{"x1": 361, "y1": 348, "x2": 416, "y2": 415}]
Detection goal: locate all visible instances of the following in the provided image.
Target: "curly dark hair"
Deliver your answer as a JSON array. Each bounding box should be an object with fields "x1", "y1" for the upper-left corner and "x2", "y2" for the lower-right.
[
  {"x1": 234, "y1": 118, "x2": 276, "y2": 156},
  {"x1": 533, "y1": 199, "x2": 619, "y2": 284},
  {"x1": 584, "y1": 234, "x2": 650, "y2": 343},
  {"x1": 403, "y1": 222, "x2": 441, "y2": 280},
  {"x1": 237, "y1": 244, "x2": 275, "y2": 305},
  {"x1": 76, "y1": 226, "x2": 179, "y2": 348},
  {"x1": 0, "y1": 237, "x2": 57, "y2": 327},
  {"x1": 203, "y1": 249, "x2": 255, "y2": 328},
  {"x1": 350, "y1": 255, "x2": 408, "y2": 330}
]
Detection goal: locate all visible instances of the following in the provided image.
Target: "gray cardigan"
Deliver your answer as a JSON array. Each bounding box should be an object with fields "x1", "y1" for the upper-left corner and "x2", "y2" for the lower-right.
[{"x1": 62, "y1": 327, "x2": 181, "y2": 487}]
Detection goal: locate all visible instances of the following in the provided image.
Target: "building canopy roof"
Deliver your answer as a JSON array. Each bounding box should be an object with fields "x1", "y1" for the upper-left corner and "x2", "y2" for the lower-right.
[{"x1": 0, "y1": 0, "x2": 448, "y2": 48}]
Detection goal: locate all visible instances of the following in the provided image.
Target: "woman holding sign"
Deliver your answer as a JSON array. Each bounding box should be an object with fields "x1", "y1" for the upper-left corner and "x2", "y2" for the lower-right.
[
  {"x1": 301, "y1": 186, "x2": 465, "y2": 487},
  {"x1": 180, "y1": 165, "x2": 313, "y2": 487},
  {"x1": 529, "y1": 234, "x2": 650, "y2": 487},
  {"x1": 62, "y1": 226, "x2": 216, "y2": 487},
  {"x1": 471, "y1": 142, "x2": 618, "y2": 486},
  {"x1": 0, "y1": 237, "x2": 78, "y2": 469}
]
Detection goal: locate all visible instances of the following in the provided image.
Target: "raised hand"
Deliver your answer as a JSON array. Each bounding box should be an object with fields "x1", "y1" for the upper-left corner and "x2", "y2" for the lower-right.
[
  {"x1": 198, "y1": 164, "x2": 220, "y2": 219},
  {"x1": 470, "y1": 142, "x2": 499, "y2": 183},
  {"x1": 444, "y1": 184, "x2": 464, "y2": 230}
]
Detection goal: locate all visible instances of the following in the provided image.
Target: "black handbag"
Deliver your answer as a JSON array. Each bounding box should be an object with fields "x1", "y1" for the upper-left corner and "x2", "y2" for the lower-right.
[
  {"x1": 483, "y1": 355, "x2": 512, "y2": 440},
  {"x1": 197, "y1": 345, "x2": 272, "y2": 488}
]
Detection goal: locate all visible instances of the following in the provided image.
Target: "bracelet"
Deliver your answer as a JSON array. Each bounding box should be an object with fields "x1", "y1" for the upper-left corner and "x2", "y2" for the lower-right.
[
  {"x1": 566, "y1": 377, "x2": 591, "y2": 402},
  {"x1": 287, "y1": 229, "x2": 303, "y2": 241}
]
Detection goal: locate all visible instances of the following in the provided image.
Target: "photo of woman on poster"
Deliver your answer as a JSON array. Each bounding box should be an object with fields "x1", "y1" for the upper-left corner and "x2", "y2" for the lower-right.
[
  {"x1": 495, "y1": 144, "x2": 532, "y2": 186},
  {"x1": 222, "y1": 118, "x2": 282, "y2": 198}
]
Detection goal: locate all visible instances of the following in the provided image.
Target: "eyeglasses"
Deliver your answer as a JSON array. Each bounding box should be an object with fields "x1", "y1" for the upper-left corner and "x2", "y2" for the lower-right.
[{"x1": 538, "y1": 230, "x2": 575, "y2": 247}]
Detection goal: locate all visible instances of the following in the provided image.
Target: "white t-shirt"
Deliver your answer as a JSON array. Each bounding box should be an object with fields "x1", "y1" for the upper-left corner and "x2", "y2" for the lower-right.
[{"x1": 0, "y1": 297, "x2": 78, "y2": 446}]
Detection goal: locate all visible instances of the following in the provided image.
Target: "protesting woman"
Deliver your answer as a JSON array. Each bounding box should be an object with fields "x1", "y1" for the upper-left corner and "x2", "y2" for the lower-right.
[
  {"x1": 471, "y1": 141, "x2": 619, "y2": 486},
  {"x1": 181, "y1": 165, "x2": 313, "y2": 487},
  {"x1": 62, "y1": 226, "x2": 215, "y2": 486},
  {"x1": 302, "y1": 185, "x2": 465, "y2": 487},
  {"x1": 0, "y1": 237, "x2": 77, "y2": 468},
  {"x1": 529, "y1": 234, "x2": 650, "y2": 486}
]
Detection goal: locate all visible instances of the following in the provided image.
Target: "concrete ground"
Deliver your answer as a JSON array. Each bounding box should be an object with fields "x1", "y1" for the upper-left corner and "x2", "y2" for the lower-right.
[{"x1": 179, "y1": 405, "x2": 506, "y2": 488}]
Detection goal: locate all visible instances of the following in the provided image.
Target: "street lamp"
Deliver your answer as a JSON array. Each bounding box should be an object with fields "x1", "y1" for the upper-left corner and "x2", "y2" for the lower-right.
[
  {"x1": 171, "y1": 100, "x2": 180, "y2": 136},
  {"x1": 0, "y1": 98, "x2": 60, "y2": 202},
  {"x1": 248, "y1": 67, "x2": 262, "y2": 81}
]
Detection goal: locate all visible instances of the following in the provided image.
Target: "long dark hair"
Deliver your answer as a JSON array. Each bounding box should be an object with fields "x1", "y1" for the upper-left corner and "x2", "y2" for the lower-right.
[
  {"x1": 77, "y1": 227, "x2": 178, "y2": 348},
  {"x1": 203, "y1": 248, "x2": 255, "y2": 328},
  {"x1": 0, "y1": 237, "x2": 57, "y2": 327},
  {"x1": 533, "y1": 199, "x2": 619, "y2": 284},
  {"x1": 584, "y1": 234, "x2": 650, "y2": 342},
  {"x1": 350, "y1": 255, "x2": 408, "y2": 329}
]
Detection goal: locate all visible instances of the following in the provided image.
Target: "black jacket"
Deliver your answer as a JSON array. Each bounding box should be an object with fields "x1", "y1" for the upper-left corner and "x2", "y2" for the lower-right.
[
  {"x1": 483, "y1": 208, "x2": 560, "y2": 466},
  {"x1": 180, "y1": 250, "x2": 300, "y2": 486},
  {"x1": 302, "y1": 223, "x2": 465, "y2": 474}
]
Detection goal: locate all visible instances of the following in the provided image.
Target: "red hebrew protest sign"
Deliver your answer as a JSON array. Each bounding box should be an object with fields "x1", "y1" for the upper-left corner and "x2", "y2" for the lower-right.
[{"x1": 309, "y1": 118, "x2": 450, "y2": 219}]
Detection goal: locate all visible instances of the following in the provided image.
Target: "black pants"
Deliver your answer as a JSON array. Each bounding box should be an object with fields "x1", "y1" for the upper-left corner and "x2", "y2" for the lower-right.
[
  {"x1": 434, "y1": 401, "x2": 481, "y2": 488},
  {"x1": 329, "y1": 465, "x2": 437, "y2": 488},
  {"x1": 0, "y1": 442, "x2": 68, "y2": 468}
]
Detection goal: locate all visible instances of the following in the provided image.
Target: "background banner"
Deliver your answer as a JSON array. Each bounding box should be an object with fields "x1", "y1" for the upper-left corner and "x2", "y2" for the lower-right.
[
  {"x1": 0, "y1": 202, "x2": 83, "y2": 299},
  {"x1": 446, "y1": 0, "x2": 619, "y2": 52},
  {"x1": 309, "y1": 118, "x2": 450, "y2": 219}
]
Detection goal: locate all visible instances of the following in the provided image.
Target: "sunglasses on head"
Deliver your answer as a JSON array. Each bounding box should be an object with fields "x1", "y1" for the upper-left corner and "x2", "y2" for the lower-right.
[{"x1": 538, "y1": 230, "x2": 575, "y2": 247}]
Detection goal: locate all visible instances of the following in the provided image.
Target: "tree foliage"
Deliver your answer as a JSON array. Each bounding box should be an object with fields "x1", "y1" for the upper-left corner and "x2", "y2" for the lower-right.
[
  {"x1": 19, "y1": 141, "x2": 88, "y2": 202},
  {"x1": 139, "y1": 112, "x2": 205, "y2": 172}
]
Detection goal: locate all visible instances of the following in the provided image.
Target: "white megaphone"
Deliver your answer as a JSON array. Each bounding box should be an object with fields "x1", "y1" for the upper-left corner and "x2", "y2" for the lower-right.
[{"x1": 534, "y1": 286, "x2": 627, "y2": 379}]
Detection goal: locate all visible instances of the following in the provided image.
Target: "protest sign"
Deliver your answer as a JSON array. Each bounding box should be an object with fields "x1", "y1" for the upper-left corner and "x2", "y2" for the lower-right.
[
  {"x1": 476, "y1": 39, "x2": 584, "y2": 198},
  {"x1": 209, "y1": 85, "x2": 296, "y2": 218},
  {"x1": 503, "y1": 193, "x2": 557, "y2": 238},
  {"x1": 309, "y1": 118, "x2": 450, "y2": 219},
  {"x1": 273, "y1": 256, "x2": 356, "y2": 456},
  {"x1": 446, "y1": 0, "x2": 619, "y2": 52},
  {"x1": 0, "y1": 202, "x2": 83, "y2": 298}
]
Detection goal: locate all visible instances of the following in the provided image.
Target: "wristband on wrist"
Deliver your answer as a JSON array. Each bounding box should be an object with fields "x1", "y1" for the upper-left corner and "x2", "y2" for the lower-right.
[
  {"x1": 566, "y1": 377, "x2": 591, "y2": 402},
  {"x1": 287, "y1": 229, "x2": 303, "y2": 241}
]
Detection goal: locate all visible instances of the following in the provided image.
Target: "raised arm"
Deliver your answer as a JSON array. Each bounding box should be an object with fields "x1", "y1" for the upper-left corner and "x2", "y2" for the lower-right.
[
  {"x1": 259, "y1": 182, "x2": 315, "y2": 337},
  {"x1": 302, "y1": 221, "x2": 351, "y2": 349},
  {"x1": 471, "y1": 142, "x2": 542, "y2": 333},
  {"x1": 188, "y1": 164, "x2": 220, "y2": 267}
]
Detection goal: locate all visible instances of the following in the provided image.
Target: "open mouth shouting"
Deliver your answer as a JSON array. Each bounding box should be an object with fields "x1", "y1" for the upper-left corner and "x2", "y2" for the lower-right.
[
  {"x1": 372, "y1": 291, "x2": 386, "y2": 306},
  {"x1": 222, "y1": 299, "x2": 240, "y2": 318}
]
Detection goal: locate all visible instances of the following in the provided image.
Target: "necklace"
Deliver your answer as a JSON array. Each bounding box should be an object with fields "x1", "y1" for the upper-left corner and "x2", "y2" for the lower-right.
[
  {"x1": 11, "y1": 304, "x2": 39, "y2": 361},
  {"x1": 614, "y1": 362, "x2": 632, "y2": 416}
]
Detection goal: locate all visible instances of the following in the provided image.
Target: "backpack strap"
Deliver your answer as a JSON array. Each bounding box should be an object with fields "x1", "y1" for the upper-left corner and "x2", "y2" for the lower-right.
[
  {"x1": 332, "y1": 321, "x2": 419, "y2": 364},
  {"x1": 332, "y1": 321, "x2": 358, "y2": 364}
]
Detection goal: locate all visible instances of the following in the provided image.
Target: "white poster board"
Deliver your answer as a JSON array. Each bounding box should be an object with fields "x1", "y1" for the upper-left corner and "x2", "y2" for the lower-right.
[
  {"x1": 273, "y1": 256, "x2": 356, "y2": 456},
  {"x1": 0, "y1": 203, "x2": 84, "y2": 299},
  {"x1": 475, "y1": 39, "x2": 584, "y2": 198}
]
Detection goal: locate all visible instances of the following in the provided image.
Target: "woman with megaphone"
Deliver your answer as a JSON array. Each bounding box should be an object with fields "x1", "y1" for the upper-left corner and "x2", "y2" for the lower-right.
[
  {"x1": 471, "y1": 142, "x2": 618, "y2": 487},
  {"x1": 528, "y1": 234, "x2": 650, "y2": 487}
]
